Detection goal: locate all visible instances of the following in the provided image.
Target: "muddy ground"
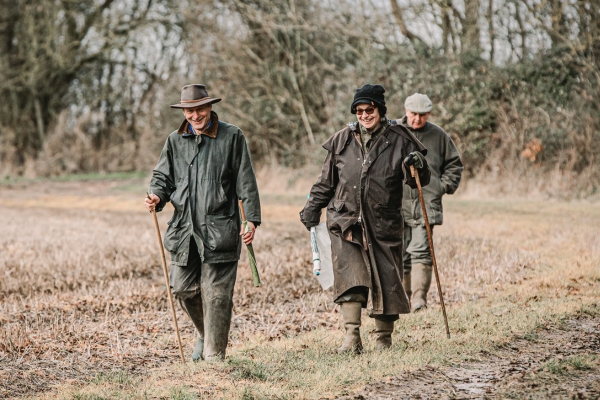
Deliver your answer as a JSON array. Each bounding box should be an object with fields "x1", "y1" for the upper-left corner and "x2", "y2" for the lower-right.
[{"x1": 341, "y1": 314, "x2": 600, "y2": 399}]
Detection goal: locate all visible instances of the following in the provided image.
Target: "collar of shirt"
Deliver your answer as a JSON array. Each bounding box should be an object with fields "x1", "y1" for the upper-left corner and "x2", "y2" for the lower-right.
[
  {"x1": 178, "y1": 111, "x2": 219, "y2": 138},
  {"x1": 189, "y1": 119, "x2": 212, "y2": 135}
]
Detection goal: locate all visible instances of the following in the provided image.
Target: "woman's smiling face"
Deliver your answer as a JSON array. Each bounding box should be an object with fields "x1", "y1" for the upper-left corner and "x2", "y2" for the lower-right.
[{"x1": 356, "y1": 103, "x2": 380, "y2": 131}]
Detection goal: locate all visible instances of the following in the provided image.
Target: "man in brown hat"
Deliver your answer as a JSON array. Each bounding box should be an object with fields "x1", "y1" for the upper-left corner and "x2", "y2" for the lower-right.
[{"x1": 145, "y1": 84, "x2": 261, "y2": 361}]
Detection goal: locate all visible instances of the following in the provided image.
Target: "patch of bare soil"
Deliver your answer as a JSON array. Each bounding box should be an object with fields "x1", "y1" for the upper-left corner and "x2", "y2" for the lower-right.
[{"x1": 340, "y1": 315, "x2": 600, "y2": 399}]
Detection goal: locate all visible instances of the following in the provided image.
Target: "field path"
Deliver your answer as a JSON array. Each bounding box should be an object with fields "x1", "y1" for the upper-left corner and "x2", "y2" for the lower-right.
[{"x1": 0, "y1": 178, "x2": 599, "y2": 399}]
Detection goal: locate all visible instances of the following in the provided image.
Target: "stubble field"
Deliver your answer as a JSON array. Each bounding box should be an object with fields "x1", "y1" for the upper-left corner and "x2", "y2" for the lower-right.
[{"x1": 0, "y1": 174, "x2": 599, "y2": 399}]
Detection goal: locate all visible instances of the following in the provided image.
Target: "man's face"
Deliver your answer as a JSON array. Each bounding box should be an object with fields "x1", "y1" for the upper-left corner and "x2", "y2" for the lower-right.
[
  {"x1": 356, "y1": 103, "x2": 380, "y2": 131},
  {"x1": 183, "y1": 104, "x2": 212, "y2": 132},
  {"x1": 405, "y1": 109, "x2": 430, "y2": 130}
]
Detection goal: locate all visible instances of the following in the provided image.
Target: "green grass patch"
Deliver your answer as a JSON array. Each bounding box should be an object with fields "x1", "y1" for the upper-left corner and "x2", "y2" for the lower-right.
[
  {"x1": 91, "y1": 371, "x2": 135, "y2": 387},
  {"x1": 542, "y1": 355, "x2": 597, "y2": 375},
  {"x1": 0, "y1": 171, "x2": 147, "y2": 185},
  {"x1": 168, "y1": 385, "x2": 197, "y2": 400}
]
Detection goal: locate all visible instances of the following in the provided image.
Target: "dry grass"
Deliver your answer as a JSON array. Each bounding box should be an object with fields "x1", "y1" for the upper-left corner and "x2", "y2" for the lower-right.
[{"x1": 0, "y1": 177, "x2": 599, "y2": 399}]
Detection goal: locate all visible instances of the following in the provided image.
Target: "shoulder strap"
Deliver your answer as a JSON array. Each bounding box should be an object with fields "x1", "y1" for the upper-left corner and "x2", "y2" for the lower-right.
[{"x1": 389, "y1": 124, "x2": 428, "y2": 156}]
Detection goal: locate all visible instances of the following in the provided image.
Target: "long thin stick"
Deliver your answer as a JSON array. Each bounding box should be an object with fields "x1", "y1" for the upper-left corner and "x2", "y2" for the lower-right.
[
  {"x1": 147, "y1": 194, "x2": 186, "y2": 363},
  {"x1": 238, "y1": 200, "x2": 261, "y2": 287},
  {"x1": 410, "y1": 165, "x2": 451, "y2": 339}
]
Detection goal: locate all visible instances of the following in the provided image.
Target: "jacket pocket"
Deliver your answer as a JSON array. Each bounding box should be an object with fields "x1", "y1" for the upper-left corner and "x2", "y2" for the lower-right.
[
  {"x1": 167, "y1": 209, "x2": 183, "y2": 228},
  {"x1": 374, "y1": 205, "x2": 402, "y2": 240},
  {"x1": 164, "y1": 223, "x2": 185, "y2": 253},
  {"x1": 326, "y1": 200, "x2": 345, "y2": 234},
  {"x1": 202, "y1": 179, "x2": 228, "y2": 214},
  {"x1": 332, "y1": 200, "x2": 345, "y2": 212},
  {"x1": 205, "y1": 214, "x2": 239, "y2": 252},
  {"x1": 426, "y1": 200, "x2": 443, "y2": 225}
]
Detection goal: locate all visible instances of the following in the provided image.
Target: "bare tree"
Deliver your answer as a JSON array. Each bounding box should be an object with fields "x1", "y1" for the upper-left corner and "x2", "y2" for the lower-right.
[{"x1": 0, "y1": 0, "x2": 184, "y2": 171}]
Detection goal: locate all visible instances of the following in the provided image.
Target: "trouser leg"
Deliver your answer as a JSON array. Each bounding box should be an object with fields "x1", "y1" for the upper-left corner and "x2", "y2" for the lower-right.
[
  {"x1": 201, "y1": 260, "x2": 238, "y2": 360},
  {"x1": 169, "y1": 238, "x2": 237, "y2": 360},
  {"x1": 170, "y1": 238, "x2": 205, "y2": 360}
]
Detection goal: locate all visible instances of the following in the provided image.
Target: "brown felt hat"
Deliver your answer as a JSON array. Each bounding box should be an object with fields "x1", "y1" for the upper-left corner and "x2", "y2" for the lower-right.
[{"x1": 170, "y1": 84, "x2": 221, "y2": 108}]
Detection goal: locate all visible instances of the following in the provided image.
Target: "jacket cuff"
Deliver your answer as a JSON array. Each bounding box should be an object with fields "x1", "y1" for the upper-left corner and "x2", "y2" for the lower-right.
[{"x1": 300, "y1": 208, "x2": 321, "y2": 224}]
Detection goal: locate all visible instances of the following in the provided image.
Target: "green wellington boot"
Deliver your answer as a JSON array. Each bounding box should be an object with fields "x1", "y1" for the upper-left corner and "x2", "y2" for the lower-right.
[
  {"x1": 337, "y1": 302, "x2": 363, "y2": 354},
  {"x1": 374, "y1": 319, "x2": 394, "y2": 350},
  {"x1": 411, "y1": 263, "x2": 433, "y2": 312},
  {"x1": 179, "y1": 296, "x2": 205, "y2": 362},
  {"x1": 203, "y1": 296, "x2": 233, "y2": 361}
]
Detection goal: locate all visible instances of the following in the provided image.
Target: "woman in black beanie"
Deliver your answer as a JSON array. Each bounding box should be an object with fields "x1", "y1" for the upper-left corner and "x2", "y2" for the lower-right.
[{"x1": 300, "y1": 84, "x2": 430, "y2": 353}]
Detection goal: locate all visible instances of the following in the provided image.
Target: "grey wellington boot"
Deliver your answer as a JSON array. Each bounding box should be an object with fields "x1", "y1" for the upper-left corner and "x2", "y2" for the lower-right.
[
  {"x1": 403, "y1": 272, "x2": 412, "y2": 305},
  {"x1": 411, "y1": 263, "x2": 433, "y2": 312},
  {"x1": 337, "y1": 302, "x2": 363, "y2": 354},
  {"x1": 179, "y1": 296, "x2": 205, "y2": 361},
  {"x1": 374, "y1": 319, "x2": 394, "y2": 350}
]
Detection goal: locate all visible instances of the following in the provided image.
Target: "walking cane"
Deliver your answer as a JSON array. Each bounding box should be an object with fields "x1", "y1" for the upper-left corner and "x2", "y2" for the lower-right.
[
  {"x1": 409, "y1": 166, "x2": 451, "y2": 339},
  {"x1": 238, "y1": 200, "x2": 261, "y2": 287},
  {"x1": 146, "y1": 194, "x2": 186, "y2": 363}
]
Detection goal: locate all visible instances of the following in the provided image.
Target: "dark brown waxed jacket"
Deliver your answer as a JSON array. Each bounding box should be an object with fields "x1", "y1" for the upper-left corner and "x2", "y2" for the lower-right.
[{"x1": 301, "y1": 120, "x2": 430, "y2": 316}]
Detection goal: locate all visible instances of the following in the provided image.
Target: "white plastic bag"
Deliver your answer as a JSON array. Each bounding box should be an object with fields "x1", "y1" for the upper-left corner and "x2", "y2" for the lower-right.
[{"x1": 312, "y1": 223, "x2": 333, "y2": 290}]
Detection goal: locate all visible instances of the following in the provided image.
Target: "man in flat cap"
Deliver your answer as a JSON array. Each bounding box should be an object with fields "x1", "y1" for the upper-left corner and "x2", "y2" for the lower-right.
[
  {"x1": 394, "y1": 93, "x2": 463, "y2": 312},
  {"x1": 145, "y1": 84, "x2": 261, "y2": 361}
]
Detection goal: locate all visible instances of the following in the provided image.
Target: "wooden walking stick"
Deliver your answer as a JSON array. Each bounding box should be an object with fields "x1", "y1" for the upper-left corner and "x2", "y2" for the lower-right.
[
  {"x1": 409, "y1": 166, "x2": 451, "y2": 339},
  {"x1": 146, "y1": 194, "x2": 186, "y2": 363}
]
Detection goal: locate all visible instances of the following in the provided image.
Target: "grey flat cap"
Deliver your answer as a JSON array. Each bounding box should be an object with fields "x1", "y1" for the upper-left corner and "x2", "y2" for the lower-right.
[{"x1": 404, "y1": 93, "x2": 432, "y2": 113}]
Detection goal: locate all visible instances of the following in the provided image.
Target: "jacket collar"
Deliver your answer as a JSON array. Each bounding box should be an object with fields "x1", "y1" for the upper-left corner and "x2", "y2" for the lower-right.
[
  {"x1": 348, "y1": 118, "x2": 392, "y2": 133},
  {"x1": 177, "y1": 111, "x2": 219, "y2": 138}
]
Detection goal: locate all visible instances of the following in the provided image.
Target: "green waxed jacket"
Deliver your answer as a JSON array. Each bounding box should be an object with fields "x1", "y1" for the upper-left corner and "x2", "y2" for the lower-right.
[
  {"x1": 394, "y1": 116, "x2": 463, "y2": 226},
  {"x1": 149, "y1": 112, "x2": 261, "y2": 265}
]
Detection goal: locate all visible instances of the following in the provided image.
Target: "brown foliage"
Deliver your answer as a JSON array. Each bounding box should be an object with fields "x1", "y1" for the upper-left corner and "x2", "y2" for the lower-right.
[{"x1": 0, "y1": 180, "x2": 544, "y2": 396}]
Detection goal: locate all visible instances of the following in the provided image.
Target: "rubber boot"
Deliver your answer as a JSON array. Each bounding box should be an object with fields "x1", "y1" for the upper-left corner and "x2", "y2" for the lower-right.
[
  {"x1": 337, "y1": 302, "x2": 363, "y2": 354},
  {"x1": 191, "y1": 337, "x2": 204, "y2": 362},
  {"x1": 179, "y1": 295, "x2": 205, "y2": 361},
  {"x1": 374, "y1": 319, "x2": 394, "y2": 350},
  {"x1": 203, "y1": 294, "x2": 233, "y2": 361},
  {"x1": 403, "y1": 272, "x2": 412, "y2": 304},
  {"x1": 411, "y1": 263, "x2": 433, "y2": 312}
]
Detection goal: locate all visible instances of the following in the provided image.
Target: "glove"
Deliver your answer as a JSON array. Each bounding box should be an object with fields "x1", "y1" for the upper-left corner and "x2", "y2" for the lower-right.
[
  {"x1": 299, "y1": 211, "x2": 319, "y2": 231},
  {"x1": 404, "y1": 151, "x2": 425, "y2": 169}
]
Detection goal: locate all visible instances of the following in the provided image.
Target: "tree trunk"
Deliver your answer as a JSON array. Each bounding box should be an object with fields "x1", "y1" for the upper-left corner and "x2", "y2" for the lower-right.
[{"x1": 463, "y1": 0, "x2": 481, "y2": 55}]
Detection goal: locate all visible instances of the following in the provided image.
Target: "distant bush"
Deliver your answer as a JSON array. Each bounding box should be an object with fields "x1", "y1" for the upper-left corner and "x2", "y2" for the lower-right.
[{"x1": 0, "y1": 0, "x2": 598, "y2": 197}]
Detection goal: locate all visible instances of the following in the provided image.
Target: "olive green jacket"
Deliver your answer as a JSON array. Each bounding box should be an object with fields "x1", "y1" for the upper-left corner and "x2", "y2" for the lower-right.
[
  {"x1": 394, "y1": 116, "x2": 463, "y2": 226},
  {"x1": 149, "y1": 112, "x2": 261, "y2": 265}
]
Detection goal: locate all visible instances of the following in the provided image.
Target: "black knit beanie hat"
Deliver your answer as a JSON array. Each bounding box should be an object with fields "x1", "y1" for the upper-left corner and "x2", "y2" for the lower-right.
[{"x1": 351, "y1": 84, "x2": 387, "y2": 116}]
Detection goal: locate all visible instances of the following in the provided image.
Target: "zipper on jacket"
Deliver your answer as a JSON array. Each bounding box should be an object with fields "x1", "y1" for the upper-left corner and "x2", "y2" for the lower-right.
[{"x1": 352, "y1": 130, "x2": 365, "y2": 226}]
